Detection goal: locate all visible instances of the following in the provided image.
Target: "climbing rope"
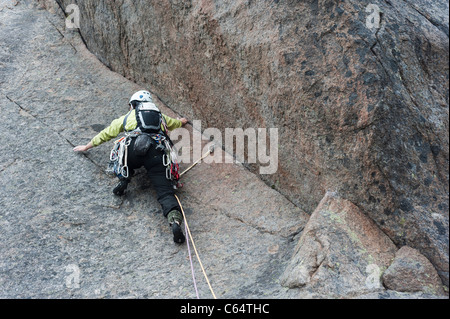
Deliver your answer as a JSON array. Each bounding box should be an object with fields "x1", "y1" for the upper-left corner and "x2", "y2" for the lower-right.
[
  {"x1": 185, "y1": 220, "x2": 199, "y2": 299},
  {"x1": 180, "y1": 144, "x2": 214, "y2": 177},
  {"x1": 175, "y1": 195, "x2": 217, "y2": 299}
]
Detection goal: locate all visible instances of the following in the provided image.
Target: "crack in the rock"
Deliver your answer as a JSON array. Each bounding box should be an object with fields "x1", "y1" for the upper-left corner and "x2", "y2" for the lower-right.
[
  {"x1": 402, "y1": 0, "x2": 449, "y2": 37},
  {"x1": 0, "y1": 158, "x2": 19, "y2": 174},
  {"x1": 5, "y1": 94, "x2": 106, "y2": 174}
]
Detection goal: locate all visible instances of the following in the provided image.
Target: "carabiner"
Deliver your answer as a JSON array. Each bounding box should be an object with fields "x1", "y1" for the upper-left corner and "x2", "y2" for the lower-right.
[
  {"x1": 125, "y1": 136, "x2": 132, "y2": 147},
  {"x1": 166, "y1": 166, "x2": 172, "y2": 180},
  {"x1": 121, "y1": 166, "x2": 129, "y2": 179},
  {"x1": 163, "y1": 153, "x2": 170, "y2": 167}
]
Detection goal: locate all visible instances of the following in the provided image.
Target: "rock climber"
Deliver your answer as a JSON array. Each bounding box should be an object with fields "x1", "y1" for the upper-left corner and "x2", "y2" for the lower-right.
[{"x1": 73, "y1": 90, "x2": 188, "y2": 244}]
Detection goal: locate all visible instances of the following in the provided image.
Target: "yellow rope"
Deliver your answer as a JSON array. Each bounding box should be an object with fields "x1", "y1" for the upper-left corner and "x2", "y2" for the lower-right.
[
  {"x1": 175, "y1": 195, "x2": 217, "y2": 299},
  {"x1": 179, "y1": 148, "x2": 213, "y2": 177}
]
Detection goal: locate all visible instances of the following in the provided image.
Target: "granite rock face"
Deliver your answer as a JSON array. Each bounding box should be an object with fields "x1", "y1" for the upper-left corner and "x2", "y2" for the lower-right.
[
  {"x1": 53, "y1": 0, "x2": 449, "y2": 285},
  {"x1": 382, "y1": 246, "x2": 445, "y2": 295},
  {"x1": 0, "y1": 1, "x2": 308, "y2": 299},
  {"x1": 1, "y1": 0, "x2": 448, "y2": 299},
  {"x1": 280, "y1": 192, "x2": 397, "y2": 298}
]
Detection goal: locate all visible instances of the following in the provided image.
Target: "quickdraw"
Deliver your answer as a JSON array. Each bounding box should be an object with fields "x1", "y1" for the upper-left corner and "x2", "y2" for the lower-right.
[
  {"x1": 108, "y1": 135, "x2": 133, "y2": 179},
  {"x1": 162, "y1": 137, "x2": 182, "y2": 189}
]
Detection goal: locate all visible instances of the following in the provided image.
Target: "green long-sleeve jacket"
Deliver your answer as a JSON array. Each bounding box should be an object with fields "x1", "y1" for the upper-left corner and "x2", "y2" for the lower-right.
[{"x1": 91, "y1": 109, "x2": 182, "y2": 147}]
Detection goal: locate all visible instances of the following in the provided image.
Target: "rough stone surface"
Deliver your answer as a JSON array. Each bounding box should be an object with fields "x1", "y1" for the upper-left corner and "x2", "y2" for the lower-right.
[
  {"x1": 0, "y1": 1, "x2": 307, "y2": 299},
  {"x1": 382, "y1": 246, "x2": 445, "y2": 295},
  {"x1": 280, "y1": 192, "x2": 398, "y2": 298},
  {"x1": 0, "y1": 1, "x2": 447, "y2": 299},
  {"x1": 52, "y1": 0, "x2": 449, "y2": 286}
]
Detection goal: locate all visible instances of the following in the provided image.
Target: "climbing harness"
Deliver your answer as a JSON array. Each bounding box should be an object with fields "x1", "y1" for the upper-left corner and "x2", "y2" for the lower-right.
[
  {"x1": 175, "y1": 195, "x2": 217, "y2": 299},
  {"x1": 108, "y1": 130, "x2": 182, "y2": 188},
  {"x1": 108, "y1": 100, "x2": 183, "y2": 188}
]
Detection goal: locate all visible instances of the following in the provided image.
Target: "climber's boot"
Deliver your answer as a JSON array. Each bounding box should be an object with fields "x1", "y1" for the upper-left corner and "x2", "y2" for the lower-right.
[
  {"x1": 167, "y1": 210, "x2": 185, "y2": 244},
  {"x1": 113, "y1": 178, "x2": 130, "y2": 196}
]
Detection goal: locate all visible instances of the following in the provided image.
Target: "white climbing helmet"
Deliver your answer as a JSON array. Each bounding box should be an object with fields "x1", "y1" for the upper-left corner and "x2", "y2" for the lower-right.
[{"x1": 129, "y1": 90, "x2": 153, "y2": 105}]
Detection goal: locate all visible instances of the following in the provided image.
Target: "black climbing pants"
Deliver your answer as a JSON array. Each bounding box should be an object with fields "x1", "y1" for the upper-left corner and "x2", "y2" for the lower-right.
[{"x1": 126, "y1": 137, "x2": 181, "y2": 217}]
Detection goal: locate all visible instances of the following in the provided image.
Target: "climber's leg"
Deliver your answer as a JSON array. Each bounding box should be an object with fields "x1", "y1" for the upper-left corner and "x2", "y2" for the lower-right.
[{"x1": 144, "y1": 148, "x2": 185, "y2": 244}]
